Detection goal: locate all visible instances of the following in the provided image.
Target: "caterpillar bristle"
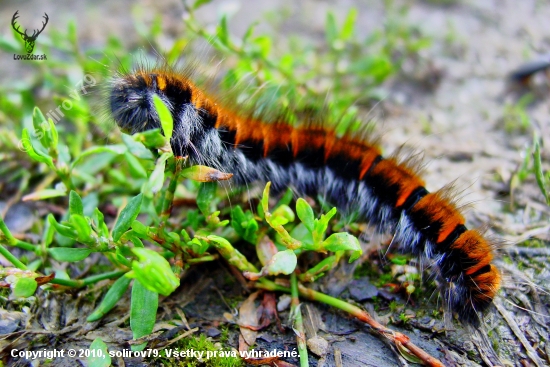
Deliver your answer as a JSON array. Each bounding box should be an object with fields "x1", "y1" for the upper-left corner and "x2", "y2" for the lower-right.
[{"x1": 109, "y1": 60, "x2": 501, "y2": 327}]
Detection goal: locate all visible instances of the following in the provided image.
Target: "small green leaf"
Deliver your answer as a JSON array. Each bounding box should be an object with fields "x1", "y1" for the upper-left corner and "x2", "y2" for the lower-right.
[
  {"x1": 69, "y1": 191, "x2": 84, "y2": 216},
  {"x1": 218, "y1": 16, "x2": 229, "y2": 45},
  {"x1": 70, "y1": 214, "x2": 93, "y2": 244},
  {"x1": 124, "y1": 151, "x2": 147, "y2": 178},
  {"x1": 153, "y1": 95, "x2": 173, "y2": 141},
  {"x1": 230, "y1": 206, "x2": 258, "y2": 244},
  {"x1": 256, "y1": 235, "x2": 278, "y2": 267},
  {"x1": 93, "y1": 208, "x2": 109, "y2": 238},
  {"x1": 261, "y1": 182, "x2": 272, "y2": 215},
  {"x1": 270, "y1": 204, "x2": 295, "y2": 226},
  {"x1": 296, "y1": 198, "x2": 315, "y2": 232},
  {"x1": 300, "y1": 255, "x2": 337, "y2": 282},
  {"x1": 325, "y1": 11, "x2": 339, "y2": 46},
  {"x1": 533, "y1": 138, "x2": 550, "y2": 205},
  {"x1": 22, "y1": 189, "x2": 66, "y2": 201},
  {"x1": 313, "y1": 207, "x2": 337, "y2": 242},
  {"x1": 48, "y1": 214, "x2": 77, "y2": 238},
  {"x1": 197, "y1": 182, "x2": 217, "y2": 216},
  {"x1": 12, "y1": 277, "x2": 38, "y2": 298},
  {"x1": 264, "y1": 249, "x2": 297, "y2": 276},
  {"x1": 21, "y1": 129, "x2": 55, "y2": 169},
  {"x1": 71, "y1": 145, "x2": 127, "y2": 169},
  {"x1": 142, "y1": 153, "x2": 170, "y2": 195},
  {"x1": 193, "y1": 0, "x2": 212, "y2": 9},
  {"x1": 340, "y1": 8, "x2": 357, "y2": 41},
  {"x1": 242, "y1": 22, "x2": 256, "y2": 45},
  {"x1": 131, "y1": 220, "x2": 149, "y2": 236},
  {"x1": 322, "y1": 233, "x2": 362, "y2": 262},
  {"x1": 88, "y1": 338, "x2": 111, "y2": 367},
  {"x1": 130, "y1": 280, "x2": 159, "y2": 351},
  {"x1": 32, "y1": 107, "x2": 51, "y2": 149},
  {"x1": 87, "y1": 276, "x2": 131, "y2": 322},
  {"x1": 47, "y1": 118, "x2": 59, "y2": 150},
  {"x1": 128, "y1": 248, "x2": 180, "y2": 296},
  {"x1": 49, "y1": 247, "x2": 92, "y2": 262},
  {"x1": 133, "y1": 129, "x2": 167, "y2": 149},
  {"x1": 112, "y1": 193, "x2": 143, "y2": 241}
]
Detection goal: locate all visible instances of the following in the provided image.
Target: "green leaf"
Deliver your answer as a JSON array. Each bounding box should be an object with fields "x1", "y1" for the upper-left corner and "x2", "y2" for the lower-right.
[
  {"x1": 253, "y1": 35, "x2": 271, "y2": 58},
  {"x1": 112, "y1": 194, "x2": 143, "y2": 241},
  {"x1": 128, "y1": 248, "x2": 180, "y2": 296},
  {"x1": 49, "y1": 247, "x2": 92, "y2": 262},
  {"x1": 289, "y1": 223, "x2": 314, "y2": 248},
  {"x1": 124, "y1": 151, "x2": 147, "y2": 178},
  {"x1": 88, "y1": 338, "x2": 111, "y2": 367},
  {"x1": 230, "y1": 206, "x2": 258, "y2": 244},
  {"x1": 131, "y1": 220, "x2": 149, "y2": 236},
  {"x1": 93, "y1": 208, "x2": 109, "y2": 238},
  {"x1": 296, "y1": 198, "x2": 315, "y2": 232},
  {"x1": 48, "y1": 214, "x2": 77, "y2": 238},
  {"x1": 261, "y1": 182, "x2": 272, "y2": 215},
  {"x1": 313, "y1": 207, "x2": 337, "y2": 242},
  {"x1": 32, "y1": 107, "x2": 51, "y2": 149},
  {"x1": 47, "y1": 118, "x2": 59, "y2": 150},
  {"x1": 69, "y1": 191, "x2": 84, "y2": 216},
  {"x1": 322, "y1": 233, "x2": 362, "y2": 262},
  {"x1": 22, "y1": 189, "x2": 66, "y2": 201},
  {"x1": 130, "y1": 280, "x2": 159, "y2": 351},
  {"x1": 242, "y1": 22, "x2": 256, "y2": 45},
  {"x1": 533, "y1": 138, "x2": 550, "y2": 205},
  {"x1": 264, "y1": 249, "x2": 297, "y2": 275},
  {"x1": 21, "y1": 129, "x2": 55, "y2": 169},
  {"x1": 70, "y1": 214, "x2": 93, "y2": 244},
  {"x1": 193, "y1": 0, "x2": 212, "y2": 9},
  {"x1": 218, "y1": 16, "x2": 229, "y2": 46},
  {"x1": 133, "y1": 129, "x2": 167, "y2": 150},
  {"x1": 153, "y1": 95, "x2": 173, "y2": 141},
  {"x1": 142, "y1": 153, "x2": 170, "y2": 195},
  {"x1": 340, "y1": 8, "x2": 357, "y2": 41},
  {"x1": 325, "y1": 11, "x2": 339, "y2": 46},
  {"x1": 197, "y1": 182, "x2": 217, "y2": 216},
  {"x1": 12, "y1": 277, "x2": 38, "y2": 298},
  {"x1": 71, "y1": 145, "x2": 127, "y2": 169},
  {"x1": 122, "y1": 134, "x2": 154, "y2": 160},
  {"x1": 270, "y1": 204, "x2": 295, "y2": 226},
  {"x1": 300, "y1": 255, "x2": 337, "y2": 282},
  {"x1": 87, "y1": 276, "x2": 131, "y2": 322}
]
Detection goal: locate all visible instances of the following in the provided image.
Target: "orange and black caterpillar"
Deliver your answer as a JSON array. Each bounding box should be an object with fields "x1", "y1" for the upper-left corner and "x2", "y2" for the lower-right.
[{"x1": 109, "y1": 63, "x2": 501, "y2": 326}]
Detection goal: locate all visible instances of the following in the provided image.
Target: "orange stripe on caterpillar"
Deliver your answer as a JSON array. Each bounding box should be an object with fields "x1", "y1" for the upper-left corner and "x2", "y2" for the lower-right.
[
  {"x1": 368, "y1": 159, "x2": 425, "y2": 207},
  {"x1": 109, "y1": 62, "x2": 500, "y2": 326},
  {"x1": 411, "y1": 192, "x2": 465, "y2": 244}
]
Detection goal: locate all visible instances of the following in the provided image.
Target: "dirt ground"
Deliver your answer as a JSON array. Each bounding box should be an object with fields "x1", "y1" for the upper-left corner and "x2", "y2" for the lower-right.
[{"x1": 1, "y1": 0, "x2": 550, "y2": 366}]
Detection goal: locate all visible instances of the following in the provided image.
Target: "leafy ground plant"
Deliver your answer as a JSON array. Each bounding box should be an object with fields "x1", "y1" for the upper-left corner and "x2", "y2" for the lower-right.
[{"x1": 0, "y1": 1, "x2": 449, "y2": 366}]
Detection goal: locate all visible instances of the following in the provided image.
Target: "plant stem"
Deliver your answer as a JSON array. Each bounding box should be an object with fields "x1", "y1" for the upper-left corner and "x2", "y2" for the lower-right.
[
  {"x1": 290, "y1": 273, "x2": 308, "y2": 367},
  {"x1": 297, "y1": 284, "x2": 445, "y2": 367},
  {"x1": 0, "y1": 244, "x2": 27, "y2": 270},
  {"x1": 187, "y1": 255, "x2": 218, "y2": 264},
  {"x1": 0, "y1": 216, "x2": 37, "y2": 252},
  {"x1": 160, "y1": 157, "x2": 183, "y2": 224},
  {"x1": 255, "y1": 279, "x2": 444, "y2": 367},
  {"x1": 50, "y1": 270, "x2": 127, "y2": 288}
]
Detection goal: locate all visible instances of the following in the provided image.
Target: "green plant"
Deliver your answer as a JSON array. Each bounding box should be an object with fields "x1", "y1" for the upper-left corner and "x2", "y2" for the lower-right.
[{"x1": 0, "y1": 2, "x2": 443, "y2": 366}]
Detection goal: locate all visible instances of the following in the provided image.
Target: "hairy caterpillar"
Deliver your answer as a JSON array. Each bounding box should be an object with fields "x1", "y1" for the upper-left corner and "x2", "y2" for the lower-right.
[{"x1": 109, "y1": 62, "x2": 500, "y2": 326}]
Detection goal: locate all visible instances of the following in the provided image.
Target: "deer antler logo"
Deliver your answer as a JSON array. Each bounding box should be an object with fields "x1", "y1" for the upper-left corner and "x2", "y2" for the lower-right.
[{"x1": 11, "y1": 11, "x2": 49, "y2": 54}]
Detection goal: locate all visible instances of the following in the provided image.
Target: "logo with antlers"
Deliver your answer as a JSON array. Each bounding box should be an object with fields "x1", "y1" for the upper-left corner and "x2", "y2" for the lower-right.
[{"x1": 11, "y1": 10, "x2": 49, "y2": 54}]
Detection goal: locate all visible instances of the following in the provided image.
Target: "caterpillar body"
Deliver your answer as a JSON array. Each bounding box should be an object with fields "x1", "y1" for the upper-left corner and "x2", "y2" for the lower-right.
[{"x1": 109, "y1": 64, "x2": 501, "y2": 326}]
